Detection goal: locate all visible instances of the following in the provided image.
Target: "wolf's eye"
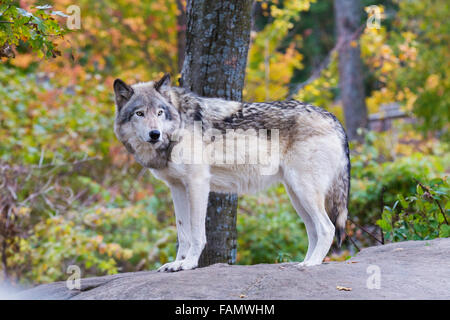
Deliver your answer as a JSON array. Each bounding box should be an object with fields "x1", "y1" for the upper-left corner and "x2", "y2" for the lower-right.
[
  {"x1": 135, "y1": 111, "x2": 144, "y2": 117},
  {"x1": 157, "y1": 110, "x2": 164, "y2": 116}
]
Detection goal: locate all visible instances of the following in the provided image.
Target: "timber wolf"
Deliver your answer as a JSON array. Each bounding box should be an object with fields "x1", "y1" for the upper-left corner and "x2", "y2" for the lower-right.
[{"x1": 113, "y1": 73, "x2": 350, "y2": 272}]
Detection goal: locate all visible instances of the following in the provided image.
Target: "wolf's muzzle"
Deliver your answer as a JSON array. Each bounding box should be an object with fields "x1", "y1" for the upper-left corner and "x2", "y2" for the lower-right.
[{"x1": 149, "y1": 130, "x2": 161, "y2": 143}]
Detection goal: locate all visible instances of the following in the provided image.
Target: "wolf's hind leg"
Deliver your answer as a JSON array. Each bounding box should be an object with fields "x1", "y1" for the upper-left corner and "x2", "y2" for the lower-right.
[
  {"x1": 297, "y1": 191, "x2": 334, "y2": 267},
  {"x1": 284, "y1": 174, "x2": 334, "y2": 267},
  {"x1": 284, "y1": 183, "x2": 318, "y2": 262}
]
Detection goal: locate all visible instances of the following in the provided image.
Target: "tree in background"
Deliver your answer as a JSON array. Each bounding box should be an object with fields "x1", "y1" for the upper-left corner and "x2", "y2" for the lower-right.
[
  {"x1": 175, "y1": 0, "x2": 186, "y2": 72},
  {"x1": 334, "y1": 0, "x2": 368, "y2": 141},
  {"x1": 245, "y1": 0, "x2": 310, "y2": 102},
  {"x1": 181, "y1": 0, "x2": 253, "y2": 267}
]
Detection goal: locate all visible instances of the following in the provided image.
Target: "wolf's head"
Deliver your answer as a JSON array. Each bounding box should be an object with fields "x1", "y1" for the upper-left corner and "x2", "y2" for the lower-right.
[{"x1": 113, "y1": 74, "x2": 180, "y2": 168}]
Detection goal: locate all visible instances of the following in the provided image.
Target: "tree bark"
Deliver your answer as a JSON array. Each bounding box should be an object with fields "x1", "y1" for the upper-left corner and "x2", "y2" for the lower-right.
[
  {"x1": 181, "y1": 0, "x2": 253, "y2": 267},
  {"x1": 175, "y1": 0, "x2": 186, "y2": 73},
  {"x1": 334, "y1": 0, "x2": 368, "y2": 141}
]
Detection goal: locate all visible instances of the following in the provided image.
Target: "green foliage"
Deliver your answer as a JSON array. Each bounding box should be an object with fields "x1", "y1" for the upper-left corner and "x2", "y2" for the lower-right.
[
  {"x1": 237, "y1": 185, "x2": 308, "y2": 264},
  {"x1": 12, "y1": 203, "x2": 176, "y2": 284},
  {"x1": 245, "y1": 0, "x2": 313, "y2": 101},
  {"x1": 393, "y1": 0, "x2": 450, "y2": 136},
  {"x1": 0, "y1": 1, "x2": 67, "y2": 58},
  {"x1": 293, "y1": 52, "x2": 342, "y2": 122},
  {"x1": 362, "y1": 0, "x2": 450, "y2": 136},
  {"x1": 0, "y1": 64, "x2": 114, "y2": 164},
  {"x1": 1, "y1": 0, "x2": 449, "y2": 287},
  {"x1": 349, "y1": 130, "x2": 448, "y2": 226},
  {"x1": 377, "y1": 178, "x2": 449, "y2": 242},
  {"x1": 0, "y1": 63, "x2": 177, "y2": 284},
  {"x1": 67, "y1": 0, "x2": 178, "y2": 79},
  {"x1": 0, "y1": 157, "x2": 175, "y2": 284}
]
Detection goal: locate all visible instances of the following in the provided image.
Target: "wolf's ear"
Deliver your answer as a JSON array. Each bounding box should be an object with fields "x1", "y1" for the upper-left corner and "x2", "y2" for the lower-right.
[
  {"x1": 114, "y1": 79, "x2": 134, "y2": 111},
  {"x1": 154, "y1": 73, "x2": 171, "y2": 92}
]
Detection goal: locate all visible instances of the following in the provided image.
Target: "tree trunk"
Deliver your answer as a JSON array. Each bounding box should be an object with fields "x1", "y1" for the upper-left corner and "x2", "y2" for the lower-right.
[
  {"x1": 181, "y1": 0, "x2": 253, "y2": 267},
  {"x1": 334, "y1": 0, "x2": 368, "y2": 141},
  {"x1": 175, "y1": 0, "x2": 186, "y2": 73}
]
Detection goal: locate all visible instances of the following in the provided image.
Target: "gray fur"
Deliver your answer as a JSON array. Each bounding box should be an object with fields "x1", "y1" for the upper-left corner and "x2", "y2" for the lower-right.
[{"x1": 113, "y1": 74, "x2": 351, "y2": 271}]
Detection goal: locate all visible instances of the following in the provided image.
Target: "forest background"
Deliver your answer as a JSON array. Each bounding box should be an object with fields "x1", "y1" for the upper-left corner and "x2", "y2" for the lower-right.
[{"x1": 0, "y1": 0, "x2": 448, "y2": 285}]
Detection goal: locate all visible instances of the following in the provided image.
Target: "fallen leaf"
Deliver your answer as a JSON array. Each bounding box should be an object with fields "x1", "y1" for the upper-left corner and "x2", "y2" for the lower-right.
[{"x1": 336, "y1": 286, "x2": 352, "y2": 291}]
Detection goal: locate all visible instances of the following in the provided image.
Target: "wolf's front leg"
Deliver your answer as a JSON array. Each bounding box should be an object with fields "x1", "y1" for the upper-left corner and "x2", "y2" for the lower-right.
[
  {"x1": 158, "y1": 169, "x2": 210, "y2": 272},
  {"x1": 180, "y1": 174, "x2": 210, "y2": 270},
  {"x1": 158, "y1": 183, "x2": 191, "y2": 272}
]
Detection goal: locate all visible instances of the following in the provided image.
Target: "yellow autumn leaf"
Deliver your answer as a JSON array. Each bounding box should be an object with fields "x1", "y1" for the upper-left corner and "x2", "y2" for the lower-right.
[
  {"x1": 381, "y1": 61, "x2": 395, "y2": 73},
  {"x1": 11, "y1": 54, "x2": 34, "y2": 68},
  {"x1": 98, "y1": 243, "x2": 107, "y2": 255},
  {"x1": 123, "y1": 249, "x2": 133, "y2": 260},
  {"x1": 396, "y1": 91, "x2": 405, "y2": 101},
  {"x1": 336, "y1": 286, "x2": 352, "y2": 291},
  {"x1": 380, "y1": 45, "x2": 391, "y2": 55},
  {"x1": 425, "y1": 74, "x2": 440, "y2": 90}
]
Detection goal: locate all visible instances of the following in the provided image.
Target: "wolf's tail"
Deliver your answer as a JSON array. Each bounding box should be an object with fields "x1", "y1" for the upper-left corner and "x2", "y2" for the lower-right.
[{"x1": 326, "y1": 137, "x2": 350, "y2": 247}]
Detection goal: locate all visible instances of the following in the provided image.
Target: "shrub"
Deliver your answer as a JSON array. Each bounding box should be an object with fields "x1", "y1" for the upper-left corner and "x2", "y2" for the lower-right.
[
  {"x1": 9, "y1": 204, "x2": 177, "y2": 284},
  {"x1": 377, "y1": 178, "x2": 449, "y2": 242},
  {"x1": 349, "y1": 131, "x2": 448, "y2": 226},
  {"x1": 0, "y1": 161, "x2": 176, "y2": 285},
  {"x1": 237, "y1": 185, "x2": 308, "y2": 265},
  {"x1": 0, "y1": 64, "x2": 176, "y2": 285}
]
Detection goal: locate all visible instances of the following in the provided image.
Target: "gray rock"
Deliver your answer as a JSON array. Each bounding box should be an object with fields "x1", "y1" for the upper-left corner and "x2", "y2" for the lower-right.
[{"x1": 13, "y1": 238, "x2": 450, "y2": 300}]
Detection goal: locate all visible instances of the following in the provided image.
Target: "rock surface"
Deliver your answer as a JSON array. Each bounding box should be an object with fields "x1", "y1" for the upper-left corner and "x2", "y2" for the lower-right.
[{"x1": 14, "y1": 238, "x2": 450, "y2": 300}]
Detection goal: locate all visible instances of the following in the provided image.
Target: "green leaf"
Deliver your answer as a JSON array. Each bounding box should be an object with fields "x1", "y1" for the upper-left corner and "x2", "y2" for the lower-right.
[
  {"x1": 439, "y1": 225, "x2": 450, "y2": 238},
  {"x1": 397, "y1": 194, "x2": 409, "y2": 208}
]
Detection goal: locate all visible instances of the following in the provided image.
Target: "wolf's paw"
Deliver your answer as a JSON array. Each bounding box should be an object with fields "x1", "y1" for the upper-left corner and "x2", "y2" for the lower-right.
[
  {"x1": 157, "y1": 261, "x2": 184, "y2": 272},
  {"x1": 297, "y1": 260, "x2": 322, "y2": 268},
  {"x1": 157, "y1": 259, "x2": 198, "y2": 272},
  {"x1": 178, "y1": 259, "x2": 198, "y2": 271}
]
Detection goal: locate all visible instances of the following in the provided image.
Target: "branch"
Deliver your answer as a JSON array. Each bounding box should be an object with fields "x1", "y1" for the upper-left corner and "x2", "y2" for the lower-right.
[
  {"x1": 288, "y1": 43, "x2": 339, "y2": 98},
  {"x1": 0, "y1": 5, "x2": 11, "y2": 17},
  {"x1": 379, "y1": 186, "x2": 386, "y2": 244},
  {"x1": 348, "y1": 217, "x2": 384, "y2": 245},
  {"x1": 28, "y1": 156, "x2": 99, "y2": 169},
  {"x1": 346, "y1": 232, "x2": 360, "y2": 252},
  {"x1": 288, "y1": 23, "x2": 366, "y2": 99}
]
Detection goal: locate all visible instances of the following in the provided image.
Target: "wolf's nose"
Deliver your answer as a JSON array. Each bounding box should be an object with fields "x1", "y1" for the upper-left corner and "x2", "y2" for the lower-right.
[{"x1": 149, "y1": 130, "x2": 161, "y2": 142}]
